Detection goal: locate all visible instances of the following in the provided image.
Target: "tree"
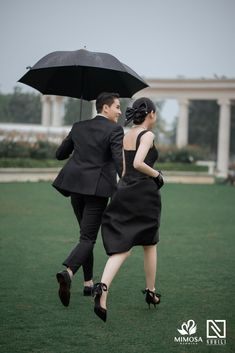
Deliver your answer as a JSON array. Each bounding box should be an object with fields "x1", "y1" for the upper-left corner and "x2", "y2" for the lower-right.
[
  {"x1": 118, "y1": 98, "x2": 131, "y2": 126},
  {"x1": 63, "y1": 98, "x2": 93, "y2": 125},
  {"x1": 0, "y1": 93, "x2": 11, "y2": 122},
  {"x1": 187, "y1": 100, "x2": 235, "y2": 157},
  {"x1": 188, "y1": 100, "x2": 219, "y2": 156},
  {"x1": 152, "y1": 101, "x2": 167, "y2": 143},
  {"x1": 0, "y1": 87, "x2": 41, "y2": 124}
]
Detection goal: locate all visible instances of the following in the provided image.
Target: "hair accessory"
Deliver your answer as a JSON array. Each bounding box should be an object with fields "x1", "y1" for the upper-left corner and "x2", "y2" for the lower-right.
[{"x1": 125, "y1": 104, "x2": 148, "y2": 126}]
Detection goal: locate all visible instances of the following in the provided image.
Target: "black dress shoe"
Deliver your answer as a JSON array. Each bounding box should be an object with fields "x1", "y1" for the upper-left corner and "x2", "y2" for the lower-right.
[
  {"x1": 83, "y1": 285, "x2": 93, "y2": 296},
  {"x1": 56, "y1": 270, "x2": 71, "y2": 307}
]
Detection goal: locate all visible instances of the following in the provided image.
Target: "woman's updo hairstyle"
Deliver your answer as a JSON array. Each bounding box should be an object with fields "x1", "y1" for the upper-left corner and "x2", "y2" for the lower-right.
[{"x1": 125, "y1": 97, "x2": 156, "y2": 126}]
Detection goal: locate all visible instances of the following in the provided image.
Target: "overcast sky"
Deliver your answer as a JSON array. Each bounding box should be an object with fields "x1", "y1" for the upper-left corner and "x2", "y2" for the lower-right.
[{"x1": 0, "y1": 0, "x2": 234, "y2": 122}]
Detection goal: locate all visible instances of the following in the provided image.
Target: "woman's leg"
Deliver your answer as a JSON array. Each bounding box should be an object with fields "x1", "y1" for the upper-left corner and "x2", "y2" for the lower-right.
[
  {"x1": 99, "y1": 250, "x2": 131, "y2": 309},
  {"x1": 143, "y1": 245, "x2": 157, "y2": 291}
]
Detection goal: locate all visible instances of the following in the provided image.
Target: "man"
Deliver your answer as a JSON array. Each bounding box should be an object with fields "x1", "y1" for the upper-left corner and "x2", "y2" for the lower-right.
[{"x1": 53, "y1": 92, "x2": 123, "y2": 307}]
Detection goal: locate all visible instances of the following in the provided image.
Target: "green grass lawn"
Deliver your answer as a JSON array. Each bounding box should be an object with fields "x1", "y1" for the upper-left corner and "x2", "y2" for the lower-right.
[{"x1": 0, "y1": 182, "x2": 234, "y2": 353}]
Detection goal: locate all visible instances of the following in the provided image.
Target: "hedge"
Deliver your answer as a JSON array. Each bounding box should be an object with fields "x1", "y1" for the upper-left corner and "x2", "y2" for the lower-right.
[
  {"x1": 0, "y1": 140, "x2": 58, "y2": 159},
  {"x1": 0, "y1": 140, "x2": 210, "y2": 162}
]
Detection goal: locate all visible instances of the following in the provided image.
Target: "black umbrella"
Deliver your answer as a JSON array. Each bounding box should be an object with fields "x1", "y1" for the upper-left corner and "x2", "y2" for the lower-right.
[{"x1": 18, "y1": 49, "x2": 148, "y2": 119}]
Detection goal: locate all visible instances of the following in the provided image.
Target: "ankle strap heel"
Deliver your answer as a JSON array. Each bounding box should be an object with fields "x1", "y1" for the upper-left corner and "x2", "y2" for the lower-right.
[
  {"x1": 92, "y1": 282, "x2": 108, "y2": 297},
  {"x1": 142, "y1": 289, "x2": 161, "y2": 309},
  {"x1": 93, "y1": 282, "x2": 108, "y2": 322}
]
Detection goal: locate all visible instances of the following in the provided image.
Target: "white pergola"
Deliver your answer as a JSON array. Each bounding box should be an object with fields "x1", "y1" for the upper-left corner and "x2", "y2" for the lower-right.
[
  {"x1": 134, "y1": 78, "x2": 235, "y2": 177},
  {"x1": 41, "y1": 78, "x2": 235, "y2": 177}
]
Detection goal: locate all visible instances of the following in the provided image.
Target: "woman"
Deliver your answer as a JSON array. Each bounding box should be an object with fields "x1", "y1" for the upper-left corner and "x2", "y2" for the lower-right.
[{"x1": 93, "y1": 97, "x2": 164, "y2": 322}]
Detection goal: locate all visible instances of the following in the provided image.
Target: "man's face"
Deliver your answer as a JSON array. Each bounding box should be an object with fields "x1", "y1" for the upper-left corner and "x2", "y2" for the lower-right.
[{"x1": 103, "y1": 98, "x2": 121, "y2": 122}]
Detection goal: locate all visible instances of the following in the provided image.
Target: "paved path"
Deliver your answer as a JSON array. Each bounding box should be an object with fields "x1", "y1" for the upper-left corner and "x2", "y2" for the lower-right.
[{"x1": 0, "y1": 168, "x2": 215, "y2": 184}]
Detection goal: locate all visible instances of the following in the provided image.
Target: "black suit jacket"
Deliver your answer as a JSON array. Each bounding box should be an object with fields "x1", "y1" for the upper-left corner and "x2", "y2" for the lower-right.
[{"x1": 52, "y1": 115, "x2": 124, "y2": 197}]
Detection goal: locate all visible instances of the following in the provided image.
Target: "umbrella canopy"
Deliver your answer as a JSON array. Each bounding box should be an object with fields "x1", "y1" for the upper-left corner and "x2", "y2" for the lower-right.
[{"x1": 18, "y1": 49, "x2": 148, "y2": 100}]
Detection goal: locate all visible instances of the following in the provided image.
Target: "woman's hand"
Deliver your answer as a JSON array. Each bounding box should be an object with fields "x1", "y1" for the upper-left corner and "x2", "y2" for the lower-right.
[{"x1": 152, "y1": 171, "x2": 164, "y2": 189}]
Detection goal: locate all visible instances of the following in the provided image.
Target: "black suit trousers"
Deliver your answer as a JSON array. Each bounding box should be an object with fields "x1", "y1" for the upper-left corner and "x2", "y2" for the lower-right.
[{"x1": 63, "y1": 193, "x2": 108, "y2": 277}]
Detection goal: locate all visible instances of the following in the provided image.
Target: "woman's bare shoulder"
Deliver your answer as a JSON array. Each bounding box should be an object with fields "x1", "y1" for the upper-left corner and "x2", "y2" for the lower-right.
[{"x1": 140, "y1": 130, "x2": 155, "y2": 142}]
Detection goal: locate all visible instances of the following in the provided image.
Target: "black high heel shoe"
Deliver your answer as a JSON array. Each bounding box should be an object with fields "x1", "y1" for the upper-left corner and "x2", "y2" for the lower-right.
[
  {"x1": 92, "y1": 282, "x2": 108, "y2": 322},
  {"x1": 142, "y1": 289, "x2": 161, "y2": 309}
]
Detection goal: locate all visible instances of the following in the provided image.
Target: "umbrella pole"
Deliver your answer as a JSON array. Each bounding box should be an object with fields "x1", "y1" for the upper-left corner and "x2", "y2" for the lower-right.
[
  {"x1": 79, "y1": 68, "x2": 84, "y2": 121},
  {"x1": 79, "y1": 96, "x2": 83, "y2": 121}
]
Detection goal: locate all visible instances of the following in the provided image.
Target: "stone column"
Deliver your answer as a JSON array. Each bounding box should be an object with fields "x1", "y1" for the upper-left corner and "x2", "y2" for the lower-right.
[
  {"x1": 217, "y1": 98, "x2": 231, "y2": 178},
  {"x1": 176, "y1": 98, "x2": 189, "y2": 148},
  {"x1": 51, "y1": 96, "x2": 64, "y2": 126},
  {"x1": 41, "y1": 95, "x2": 51, "y2": 126}
]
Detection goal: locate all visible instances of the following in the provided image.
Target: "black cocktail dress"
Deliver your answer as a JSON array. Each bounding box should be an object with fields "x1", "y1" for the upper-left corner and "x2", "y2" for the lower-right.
[{"x1": 101, "y1": 130, "x2": 162, "y2": 255}]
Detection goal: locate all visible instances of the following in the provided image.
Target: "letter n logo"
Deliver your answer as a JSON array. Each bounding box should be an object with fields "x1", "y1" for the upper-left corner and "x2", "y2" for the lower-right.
[{"x1": 206, "y1": 320, "x2": 226, "y2": 339}]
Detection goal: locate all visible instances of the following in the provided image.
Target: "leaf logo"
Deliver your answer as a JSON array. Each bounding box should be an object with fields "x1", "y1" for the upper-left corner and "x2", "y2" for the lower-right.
[{"x1": 177, "y1": 320, "x2": 197, "y2": 335}]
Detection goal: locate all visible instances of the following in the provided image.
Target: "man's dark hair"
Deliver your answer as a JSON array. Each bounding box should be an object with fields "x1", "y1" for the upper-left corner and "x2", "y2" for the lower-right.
[{"x1": 96, "y1": 92, "x2": 120, "y2": 113}]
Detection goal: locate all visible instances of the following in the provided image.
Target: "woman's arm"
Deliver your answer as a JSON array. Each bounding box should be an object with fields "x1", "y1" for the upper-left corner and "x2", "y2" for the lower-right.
[{"x1": 133, "y1": 131, "x2": 159, "y2": 177}]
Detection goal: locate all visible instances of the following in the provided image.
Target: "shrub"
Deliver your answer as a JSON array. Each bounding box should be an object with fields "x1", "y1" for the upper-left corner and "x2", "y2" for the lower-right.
[
  {"x1": 29, "y1": 140, "x2": 58, "y2": 159},
  {"x1": 158, "y1": 145, "x2": 210, "y2": 163},
  {"x1": 0, "y1": 140, "x2": 58, "y2": 159},
  {"x1": 0, "y1": 138, "x2": 210, "y2": 164},
  {"x1": 0, "y1": 140, "x2": 31, "y2": 158}
]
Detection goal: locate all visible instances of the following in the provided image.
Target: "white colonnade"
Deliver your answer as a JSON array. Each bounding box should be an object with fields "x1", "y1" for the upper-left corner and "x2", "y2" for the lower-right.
[{"x1": 135, "y1": 78, "x2": 235, "y2": 178}]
